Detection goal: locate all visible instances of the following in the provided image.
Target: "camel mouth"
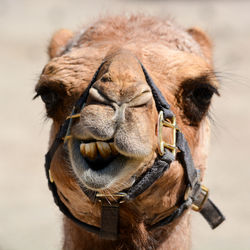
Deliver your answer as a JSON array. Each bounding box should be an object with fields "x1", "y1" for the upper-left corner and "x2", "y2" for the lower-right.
[
  {"x1": 69, "y1": 138, "x2": 137, "y2": 190},
  {"x1": 79, "y1": 139, "x2": 119, "y2": 171},
  {"x1": 80, "y1": 140, "x2": 118, "y2": 171}
]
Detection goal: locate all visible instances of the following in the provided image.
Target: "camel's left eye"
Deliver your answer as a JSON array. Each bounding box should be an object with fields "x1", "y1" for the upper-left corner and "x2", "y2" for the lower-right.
[
  {"x1": 191, "y1": 85, "x2": 218, "y2": 108},
  {"x1": 180, "y1": 80, "x2": 219, "y2": 125}
]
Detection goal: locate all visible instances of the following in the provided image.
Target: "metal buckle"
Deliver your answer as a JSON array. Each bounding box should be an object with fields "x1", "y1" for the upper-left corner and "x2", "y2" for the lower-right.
[
  {"x1": 63, "y1": 135, "x2": 72, "y2": 142},
  {"x1": 192, "y1": 185, "x2": 209, "y2": 212},
  {"x1": 96, "y1": 192, "x2": 128, "y2": 204},
  {"x1": 157, "y1": 110, "x2": 179, "y2": 157},
  {"x1": 184, "y1": 186, "x2": 192, "y2": 201},
  {"x1": 63, "y1": 108, "x2": 81, "y2": 143},
  {"x1": 66, "y1": 113, "x2": 81, "y2": 120},
  {"x1": 49, "y1": 169, "x2": 54, "y2": 183}
]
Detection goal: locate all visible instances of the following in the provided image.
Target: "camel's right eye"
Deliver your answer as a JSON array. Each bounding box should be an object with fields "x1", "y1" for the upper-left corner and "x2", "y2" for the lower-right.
[
  {"x1": 40, "y1": 91, "x2": 58, "y2": 109},
  {"x1": 35, "y1": 87, "x2": 59, "y2": 113}
]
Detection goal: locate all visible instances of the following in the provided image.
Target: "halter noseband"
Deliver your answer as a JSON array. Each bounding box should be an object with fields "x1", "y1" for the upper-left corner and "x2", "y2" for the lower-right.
[{"x1": 44, "y1": 61, "x2": 225, "y2": 240}]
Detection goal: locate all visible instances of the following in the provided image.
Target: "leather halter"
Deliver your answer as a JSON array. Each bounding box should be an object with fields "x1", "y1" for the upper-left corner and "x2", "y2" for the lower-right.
[{"x1": 44, "y1": 60, "x2": 225, "y2": 240}]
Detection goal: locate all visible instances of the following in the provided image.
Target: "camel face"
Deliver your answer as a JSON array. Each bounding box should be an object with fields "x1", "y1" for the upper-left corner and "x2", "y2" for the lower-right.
[
  {"x1": 36, "y1": 16, "x2": 218, "y2": 209},
  {"x1": 68, "y1": 52, "x2": 156, "y2": 190}
]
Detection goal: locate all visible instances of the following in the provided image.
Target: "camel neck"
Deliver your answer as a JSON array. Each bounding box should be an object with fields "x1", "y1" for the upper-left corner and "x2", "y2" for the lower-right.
[{"x1": 62, "y1": 212, "x2": 191, "y2": 250}]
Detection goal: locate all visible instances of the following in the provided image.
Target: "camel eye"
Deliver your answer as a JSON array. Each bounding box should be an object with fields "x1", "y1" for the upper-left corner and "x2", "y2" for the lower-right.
[
  {"x1": 41, "y1": 91, "x2": 58, "y2": 109},
  {"x1": 191, "y1": 85, "x2": 217, "y2": 108},
  {"x1": 180, "y1": 80, "x2": 219, "y2": 125},
  {"x1": 35, "y1": 87, "x2": 59, "y2": 113}
]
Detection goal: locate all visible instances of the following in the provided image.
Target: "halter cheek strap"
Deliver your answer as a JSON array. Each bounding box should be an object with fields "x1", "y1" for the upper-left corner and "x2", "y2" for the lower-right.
[{"x1": 44, "y1": 61, "x2": 225, "y2": 241}]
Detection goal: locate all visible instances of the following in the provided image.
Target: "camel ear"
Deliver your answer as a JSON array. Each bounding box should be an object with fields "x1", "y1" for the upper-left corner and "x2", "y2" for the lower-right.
[
  {"x1": 48, "y1": 29, "x2": 73, "y2": 59},
  {"x1": 187, "y1": 27, "x2": 212, "y2": 62}
]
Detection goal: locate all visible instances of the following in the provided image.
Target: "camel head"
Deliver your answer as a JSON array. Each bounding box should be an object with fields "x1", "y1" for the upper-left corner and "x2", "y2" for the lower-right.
[{"x1": 35, "y1": 17, "x2": 220, "y2": 243}]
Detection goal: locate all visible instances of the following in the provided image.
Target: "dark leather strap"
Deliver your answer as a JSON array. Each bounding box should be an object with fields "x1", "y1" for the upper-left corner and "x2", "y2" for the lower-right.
[
  {"x1": 200, "y1": 198, "x2": 225, "y2": 229},
  {"x1": 140, "y1": 63, "x2": 174, "y2": 119},
  {"x1": 100, "y1": 200, "x2": 120, "y2": 240},
  {"x1": 176, "y1": 131, "x2": 199, "y2": 188},
  {"x1": 148, "y1": 198, "x2": 192, "y2": 230},
  {"x1": 43, "y1": 65, "x2": 104, "y2": 236},
  {"x1": 126, "y1": 150, "x2": 174, "y2": 200}
]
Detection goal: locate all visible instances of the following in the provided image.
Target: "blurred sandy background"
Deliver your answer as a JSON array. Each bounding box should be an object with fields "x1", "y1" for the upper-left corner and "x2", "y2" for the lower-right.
[{"x1": 0, "y1": 0, "x2": 250, "y2": 249}]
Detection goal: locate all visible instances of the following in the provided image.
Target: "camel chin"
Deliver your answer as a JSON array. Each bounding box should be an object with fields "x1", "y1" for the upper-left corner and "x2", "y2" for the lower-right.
[{"x1": 68, "y1": 137, "x2": 151, "y2": 190}]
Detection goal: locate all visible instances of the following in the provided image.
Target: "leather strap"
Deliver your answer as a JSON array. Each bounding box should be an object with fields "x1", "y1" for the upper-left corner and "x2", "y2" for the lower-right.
[
  {"x1": 100, "y1": 200, "x2": 120, "y2": 240},
  {"x1": 148, "y1": 198, "x2": 192, "y2": 230},
  {"x1": 140, "y1": 63, "x2": 174, "y2": 119},
  {"x1": 74, "y1": 61, "x2": 105, "y2": 113},
  {"x1": 176, "y1": 131, "x2": 199, "y2": 188},
  {"x1": 126, "y1": 150, "x2": 174, "y2": 200},
  {"x1": 200, "y1": 198, "x2": 225, "y2": 229}
]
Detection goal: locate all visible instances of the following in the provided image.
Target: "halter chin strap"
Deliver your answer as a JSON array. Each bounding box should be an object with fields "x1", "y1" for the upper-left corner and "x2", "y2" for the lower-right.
[{"x1": 44, "y1": 61, "x2": 225, "y2": 241}]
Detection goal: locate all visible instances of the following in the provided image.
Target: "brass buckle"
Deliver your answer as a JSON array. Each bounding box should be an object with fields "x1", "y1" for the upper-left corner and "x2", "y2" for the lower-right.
[
  {"x1": 49, "y1": 169, "x2": 54, "y2": 183},
  {"x1": 96, "y1": 192, "x2": 127, "y2": 204},
  {"x1": 192, "y1": 185, "x2": 209, "y2": 212},
  {"x1": 66, "y1": 113, "x2": 81, "y2": 120},
  {"x1": 63, "y1": 109, "x2": 81, "y2": 143},
  {"x1": 63, "y1": 135, "x2": 72, "y2": 142},
  {"x1": 157, "y1": 111, "x2": 179, "y2": 157}
]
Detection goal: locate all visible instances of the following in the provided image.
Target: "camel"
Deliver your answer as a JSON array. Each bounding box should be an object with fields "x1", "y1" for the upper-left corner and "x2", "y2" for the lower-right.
[{"x1": 35, "y1": 15, "x2": 224, "y2": 250}]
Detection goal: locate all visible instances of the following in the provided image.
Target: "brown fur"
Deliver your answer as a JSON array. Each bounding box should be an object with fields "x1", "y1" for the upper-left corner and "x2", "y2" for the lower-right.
[{"x1": 36, "y1": 15, "x2": 218, "y2": 249}]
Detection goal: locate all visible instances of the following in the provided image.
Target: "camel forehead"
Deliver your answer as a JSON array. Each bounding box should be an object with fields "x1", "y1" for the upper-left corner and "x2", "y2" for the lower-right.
[{"x1": 74, "y1": 16, "x2": 203, "y2": 56}]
